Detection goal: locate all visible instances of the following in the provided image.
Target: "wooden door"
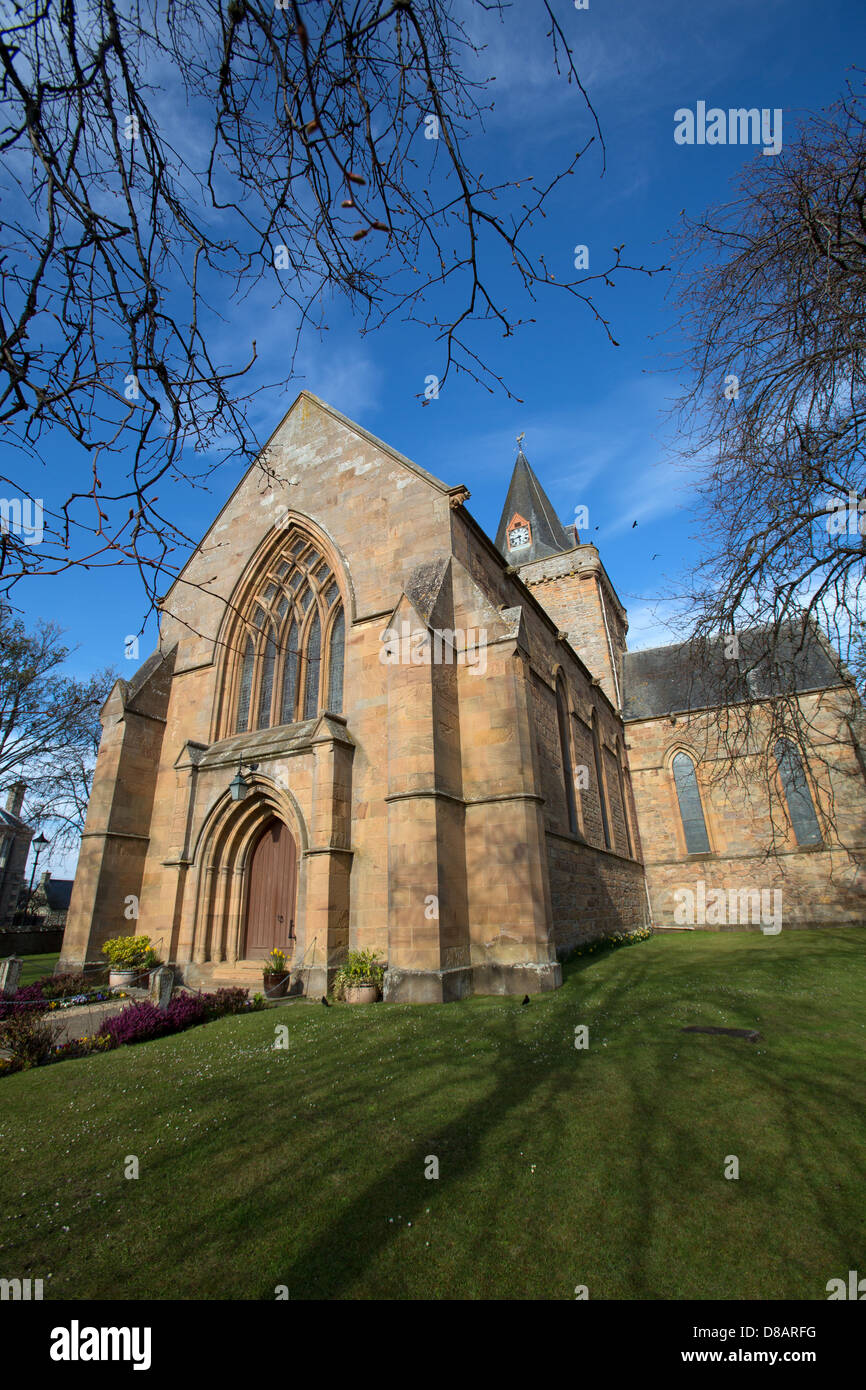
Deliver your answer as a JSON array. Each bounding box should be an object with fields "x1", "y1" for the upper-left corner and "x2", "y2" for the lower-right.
[{"x1": 244, "y1": 819, "x2": 297, "y2": 959}]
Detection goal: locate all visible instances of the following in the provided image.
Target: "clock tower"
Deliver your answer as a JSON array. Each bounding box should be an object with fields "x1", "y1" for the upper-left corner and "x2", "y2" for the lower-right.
[
  {"x1": 494, "y1": 442, "x2": 577, "y2": 564},
  {"x1": 494, "y1": 440, "x2": 629, "y2": 708}
]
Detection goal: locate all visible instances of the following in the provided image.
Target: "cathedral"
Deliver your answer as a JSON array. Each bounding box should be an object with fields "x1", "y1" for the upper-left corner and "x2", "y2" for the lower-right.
[{"x1": 59, "y1": 393, "x2": 866, "y2": 999}]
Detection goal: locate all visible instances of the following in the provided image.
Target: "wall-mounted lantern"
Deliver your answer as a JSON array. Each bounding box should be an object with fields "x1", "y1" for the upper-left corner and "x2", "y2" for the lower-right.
[{"x1": 229, "y1": 758, "x2": 259, "y2": 802}]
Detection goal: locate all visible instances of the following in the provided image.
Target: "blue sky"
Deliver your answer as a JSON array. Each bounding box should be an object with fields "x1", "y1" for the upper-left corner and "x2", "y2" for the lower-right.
[{"x1": 10, "y1": 0, "x2": 864, "y2": 873}]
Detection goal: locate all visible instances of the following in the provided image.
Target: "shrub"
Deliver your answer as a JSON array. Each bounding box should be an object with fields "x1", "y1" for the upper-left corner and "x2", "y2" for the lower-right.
[
  {"x1": 101, "y1": 935, "x2": 162, "y2": 971},
  {"x1": 10, "y1": 983, "x2": 47, "y2": 1003},
  {"x1": 97, "y1": 1001, "x2": 172, "y2": 1047},
  {"x1": 0, "y1": 1010, "x2": 59, "y2": 1068},
  {"x1": 0, "y1": 983, "x2": 51, "y2": 1021},
  {"x1": 97, "y1": 992, "x2": 207, "y2": 1048},
  {"x1": 203, "y1": 987, "x2": 250, "y2": 1019},
  {"x1": 333, "y1": 949, "x2": 385, "y2": 1000},
  {"x1": 40, "y1": 972, "x2": 90, "y2": 999},
  {"x1": 164, "y1": 992, "x2": 208, "y2": 1030}
]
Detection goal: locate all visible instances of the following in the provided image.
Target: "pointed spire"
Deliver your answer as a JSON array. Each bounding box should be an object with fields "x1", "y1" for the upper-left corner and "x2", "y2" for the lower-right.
[{"x1": 495, "y1": 441, "x2": 575, "y2": 564}]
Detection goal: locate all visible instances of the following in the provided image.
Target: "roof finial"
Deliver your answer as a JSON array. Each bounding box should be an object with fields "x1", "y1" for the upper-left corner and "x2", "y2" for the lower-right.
[{"x1": 516, "y1": 431, "x2": 525, "y2": 452}]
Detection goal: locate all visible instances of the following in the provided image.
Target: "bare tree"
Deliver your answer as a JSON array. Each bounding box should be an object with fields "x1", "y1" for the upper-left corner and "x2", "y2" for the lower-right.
[
  {"x1": 0, "y1": 0, "x2": 653, "y2": 604},
  {"x1": 669, "y1": 77, "x2": 866, "y2": 691},
  {"x1": 0, "y1": 611, "x2": 114, "y2": 853},
  {"x1": 658, "y1": 82, "x2": 866, "y2": 860}
]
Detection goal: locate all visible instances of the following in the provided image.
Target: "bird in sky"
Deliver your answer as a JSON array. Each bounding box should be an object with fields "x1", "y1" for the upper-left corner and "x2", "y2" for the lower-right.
[{"x1": 632, "y1": 520, "x2": 638, "y2": 528}]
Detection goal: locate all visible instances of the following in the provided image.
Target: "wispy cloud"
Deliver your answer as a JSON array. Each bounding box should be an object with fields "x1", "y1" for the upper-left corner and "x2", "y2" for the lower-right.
[{"x1": 625, "y1": 598, "x2": 689, "y2": 651}]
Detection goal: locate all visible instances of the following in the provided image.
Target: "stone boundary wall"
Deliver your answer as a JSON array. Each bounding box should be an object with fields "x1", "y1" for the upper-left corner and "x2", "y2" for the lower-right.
[{"x1": 0, "y1": 928, "x2": 65, "y2": 956}]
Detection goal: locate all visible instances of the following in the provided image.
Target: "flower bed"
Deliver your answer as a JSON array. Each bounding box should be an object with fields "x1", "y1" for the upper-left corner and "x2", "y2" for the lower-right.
[
  {"x1": 0, "y1": 973, "x2": 124, "y2": 1021},
  {"x1": 0, "y1": 986, "x2": 264, "y2": 1076},
  {"x1": 562, "y1": 926, "x2": 654, "y2": 962}
]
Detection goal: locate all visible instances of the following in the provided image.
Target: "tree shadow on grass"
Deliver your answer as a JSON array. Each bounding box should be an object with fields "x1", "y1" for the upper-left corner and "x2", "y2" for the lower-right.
[{"x1": 11, "y1": 930, "x2": 864, "y2": 1300}]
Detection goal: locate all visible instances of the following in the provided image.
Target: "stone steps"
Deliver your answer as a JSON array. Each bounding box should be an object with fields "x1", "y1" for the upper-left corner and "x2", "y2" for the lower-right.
[{"x1": 180, "y1": 960, "x2": 268, "y2": 992}]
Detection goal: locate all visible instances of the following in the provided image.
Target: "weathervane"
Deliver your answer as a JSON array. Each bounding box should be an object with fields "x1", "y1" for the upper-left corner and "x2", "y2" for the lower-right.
[{"x1": 516, "y1": 431, "x2": 525, "y2": 451}]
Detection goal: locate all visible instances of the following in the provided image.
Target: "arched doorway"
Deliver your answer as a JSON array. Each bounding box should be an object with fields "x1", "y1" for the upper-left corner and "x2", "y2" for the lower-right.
[{"x1": 244, "y1": 818, "x2": 297, "y2": 959}]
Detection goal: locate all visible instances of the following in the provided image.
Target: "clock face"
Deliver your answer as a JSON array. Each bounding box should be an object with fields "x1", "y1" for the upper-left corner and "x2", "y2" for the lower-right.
[{"x1": 508, "y1": 524, "x2": 530, "y2": 550}]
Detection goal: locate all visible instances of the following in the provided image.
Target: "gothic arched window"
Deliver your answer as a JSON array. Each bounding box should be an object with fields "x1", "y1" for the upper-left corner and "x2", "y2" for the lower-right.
[
  {"x1": 236, "y1": 635, "x2": 255, "y2": 734},
  {"x1": 303, "y1": 610, "x2": 321, "y2": 721},
  {"x1": 257, "y1": 627, "x2": 277, "y2": 730},
  {"x1": 672, "y1": 751, "x2": 711, "y2": 854},
  {"x1": 328, "y1": 607, "x2": 345, "y2": 715},
  {"x1": 231, "y1": 532, "x2": 345, "y2": 734},
  {"x1": 774, "y1": 739, "x2": 822, "y2": 845},
  {"x1": 556, "y1": 677, "x2": 578, "y2": 835},
  {"x1": 280, "y1": 619, "x2": 298, "y2": 725},
  {"x1": 616, "y1": 738, "x2": 634, "y2": 857},
  {"x1": 592, "y1": 712, "x2": 611, "y2": 850}
]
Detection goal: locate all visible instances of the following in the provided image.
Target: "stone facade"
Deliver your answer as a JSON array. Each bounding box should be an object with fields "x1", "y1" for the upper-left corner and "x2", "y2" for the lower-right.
[
  {"x1": 516, "y1": 547, "x2": 628, "y2": 709},
  {"x1": 59, "y1": 393, "x2": 864, "y2": 998},
  {"x1": 0, "y1": 783, "x2": 35, "y2": 926},
  {"x1": 625, "y1": 689, "x2": 866, "y2": 930}
]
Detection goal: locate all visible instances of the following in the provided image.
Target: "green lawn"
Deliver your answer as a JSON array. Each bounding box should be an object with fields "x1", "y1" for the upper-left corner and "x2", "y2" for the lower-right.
[
  {"x1": 1, "y1": 929, "x2": 864, "y2": 1300},
  {"x1": 17, "y1": 952, "x2": 59, "y2": 987}
]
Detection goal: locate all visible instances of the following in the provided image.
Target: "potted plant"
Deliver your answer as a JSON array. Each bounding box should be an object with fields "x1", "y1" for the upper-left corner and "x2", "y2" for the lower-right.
[
  {"x1": 333, "y1": 950, "x2": 384, "y2": 1004},
  {"x1": 101, "y1": 935, "x2": 162, "y2": 989},
  {"x1": 263, "y1": 949, "x2": 290, "y2": 998}
]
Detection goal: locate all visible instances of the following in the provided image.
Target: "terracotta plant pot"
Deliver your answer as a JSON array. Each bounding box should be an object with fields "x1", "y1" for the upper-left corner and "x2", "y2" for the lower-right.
[
  {"x1": 263, "y1": 970, "x2": 290, "y2": 998},
  {"x1": 109, "y1": 969, "x2": 138, "y2": 989},
  {"x1": 345, "y1": 983, "x2": 378, "y2": 1005}
]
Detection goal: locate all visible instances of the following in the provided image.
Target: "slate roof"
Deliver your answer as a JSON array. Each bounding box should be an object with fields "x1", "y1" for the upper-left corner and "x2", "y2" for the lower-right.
[
  {"x1": 495, "y1": 449, "x2": 575, "y2": 564},
  {"x1": 42, "y1": 877, "x2": 74, "y2": 912},
  {"x1": 622, "y1": 623, "x2": 845, "y2": 721}
]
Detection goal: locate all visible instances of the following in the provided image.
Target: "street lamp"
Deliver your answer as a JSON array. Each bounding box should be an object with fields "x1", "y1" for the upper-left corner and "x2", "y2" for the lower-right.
[
  {"x1": 25, "y1": 832, "x2": 49, "y2": 920},
  {"x1": 229, "y1": 758, "x2": 259, "y2": 802}
]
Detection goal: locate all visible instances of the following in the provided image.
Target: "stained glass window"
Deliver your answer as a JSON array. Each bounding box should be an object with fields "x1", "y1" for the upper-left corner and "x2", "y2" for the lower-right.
[
  {"x1": 592, "y1": 716, "x2": 611, "y2": 850},
  {"x1": 231, "y1": 534, "x2": 345, "y2": 734},
  {"x1": 617, "y1": 744, "x2": 634, "y2": 857},
  {"x1": 280, "y1": 621, "x2": 299, "y2": 724},
  {"x1": 672, "y1": 752, "x2": 710, "y2": 854},
  {"x1": 327, "y1": 608, "x2": 345, "y2": 713},
  {"x1": 303, "y1": 611, "x2": 321, "y2": 720},
  {"x1": 556, "y1": 680, "x2": 577, "y2": 834},
  {"x1": 257, "y1": 627, "x2": 276, "y2": 729},
  {"x1": 774, "y1": 740, "x2": 822, "y2": 845},
  {"x1": 236, "y1": 635, "x2": 255, "y2": 733}
]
